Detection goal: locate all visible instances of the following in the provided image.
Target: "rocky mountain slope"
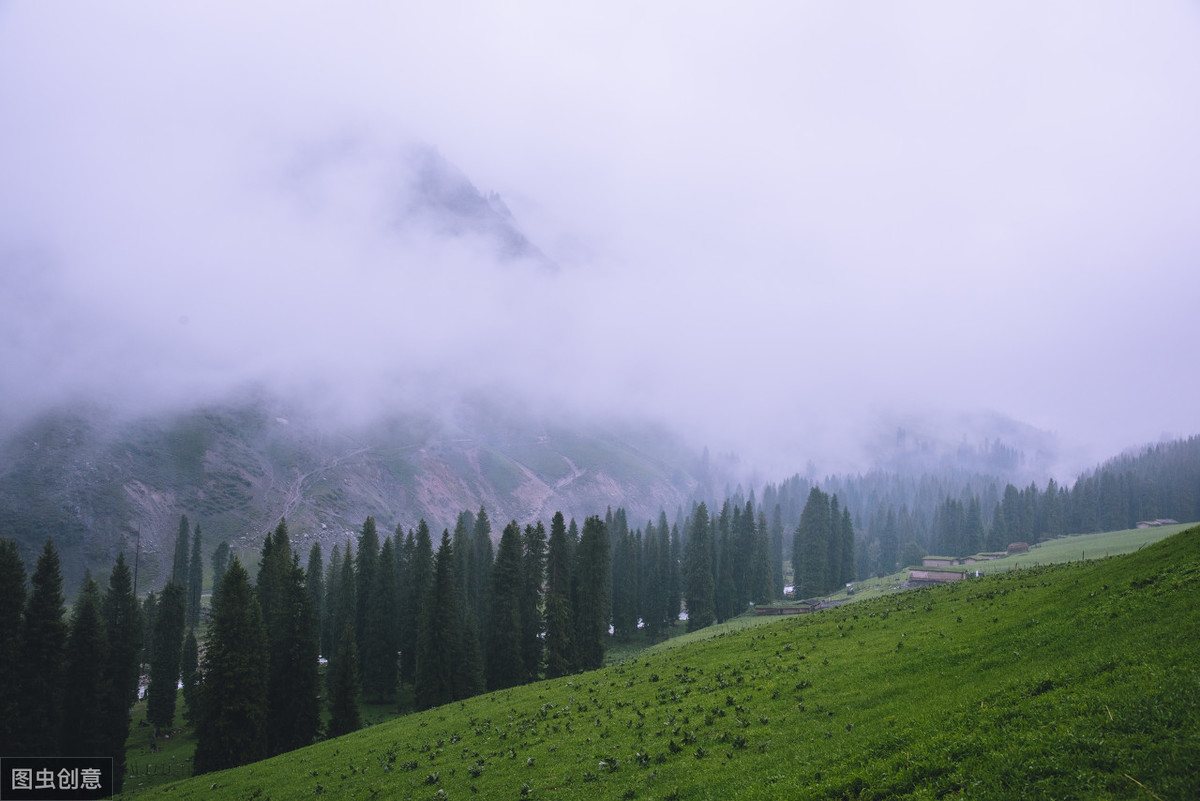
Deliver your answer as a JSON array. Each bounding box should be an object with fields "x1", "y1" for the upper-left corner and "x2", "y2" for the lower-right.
[{"x1": 0, "y1": 397, "x2": 713, "y2": 594}]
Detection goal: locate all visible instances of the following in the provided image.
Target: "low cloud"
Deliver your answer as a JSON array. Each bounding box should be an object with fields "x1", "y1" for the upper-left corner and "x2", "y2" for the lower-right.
[{"x1": 2, "y1": 2, "x2": 1198, "y2": 478}]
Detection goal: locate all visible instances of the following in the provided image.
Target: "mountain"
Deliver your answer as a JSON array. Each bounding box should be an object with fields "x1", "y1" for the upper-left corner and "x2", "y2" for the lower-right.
[{"x1": 0, "y1": 397, "x2": 714, "y2": 594}]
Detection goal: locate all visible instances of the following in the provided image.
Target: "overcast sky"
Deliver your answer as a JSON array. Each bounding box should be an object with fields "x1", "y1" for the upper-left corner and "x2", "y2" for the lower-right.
[{"x1": 1, "y1": 2, "x2": 1198, "y2": 475}]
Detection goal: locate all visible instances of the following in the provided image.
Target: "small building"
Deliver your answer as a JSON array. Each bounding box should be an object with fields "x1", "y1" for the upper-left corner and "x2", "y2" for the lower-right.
[
  {"x1": 1136, "y1": 519, "x2": 1179, "y2": 529},
  {"x1": 1007, "y1": 542, "x2": 1031, "y2": 554},
  {"x1": 922, "y1": 556, "x2": 960, "y2": 567},
  {"x1": 908, "y1": 567, "x2": 968, "y2": 585},
  {"x1": 754, "y1": 599, "x2": 823, "y2": 615}
]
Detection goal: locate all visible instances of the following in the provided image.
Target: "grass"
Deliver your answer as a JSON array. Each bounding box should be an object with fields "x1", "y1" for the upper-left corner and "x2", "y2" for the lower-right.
[{"x1": 127, "y1": 527, "x2": 1200, "y2": 800}]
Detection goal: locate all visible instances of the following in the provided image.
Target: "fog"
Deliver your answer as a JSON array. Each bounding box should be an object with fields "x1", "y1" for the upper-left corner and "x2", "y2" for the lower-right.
[{"x1": 2, "y1": 2, "x2": 1198, "y2": 478}]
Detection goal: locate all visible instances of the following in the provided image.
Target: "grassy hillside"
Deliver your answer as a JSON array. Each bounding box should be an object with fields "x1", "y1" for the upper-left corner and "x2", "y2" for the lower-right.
[{"x1": 129, "y1": 527, "x2": 1200, "y2": 800}]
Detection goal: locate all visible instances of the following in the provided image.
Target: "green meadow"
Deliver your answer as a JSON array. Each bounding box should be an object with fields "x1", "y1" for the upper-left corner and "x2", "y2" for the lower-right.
[{"x1": 128, "y1": 526, "x2": 1200, "y2": 800}]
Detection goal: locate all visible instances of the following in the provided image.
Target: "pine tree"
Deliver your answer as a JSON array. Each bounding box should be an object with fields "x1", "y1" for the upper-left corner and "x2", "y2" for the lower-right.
[
  {"x1": 323, "y1": 543, "x2": 342, "y2": 665},
  {"x1": 793, "y1": 487, "x2": 832, "y2": 597},
  {"x1": 415, "y1": 532, "x2": 460, "y2": 709},
  {"x1": 520, "y1": 521, "x2": 546, "y2": 681},
  {"x1": 770, "y1": 504, "x2": 785, "y2": 597},
  {"x1": 180, "y1": 630, "x2": 200, "y2": 724},
  {"x1": 355, "y1": 516, "x2": 380, "y2": 651},
  {"x1": 0, "y1": 538, "x2": 26, "y2": 754},
  {"x1": 683, "y1": 503, "x2": 715, "y2": 631},
  {"x1": 259, "y1": 524, "x2": 319, "y2": 754},
  {"x1": 485, "y1": 522, "x2": 525, "y2": 690},
  {"x1": 210, "y1": 540, "x2": 230, "y2": 607},
  {"x1": 146, "y1": 581, "x2": 185, "y2": 734},
  {"x1": 61, "y1": 574, "x2": 107, "y2": 756},
  {"x1": 139, "y1": 592, "x2": 157, "y2": 677},
  {"x1": 306, "y1": 543, "x2": 325, "y2": 657},
  {"x1": 327, "y1": 622, "x2": 362, "y2": 737},
  {"x1": 751, "y1": 510, "x2": 774, "y2": 604},
  {"x1": 172, "y1": 515, "x2": 191, "y2": 585},
  {"x1": 187, "y1": 527, "x2": 203, "y2": 630},
  {"x1": 193, "y1": 558, "x2": 268, "y2": 775},
  {"x1": 469, "y1": 507, "x2": 493, "y2": 638},
  {"x1": 543, "y1": 512, "x2": 575, "y2": 678},
  {"x1": 574, "y1": 515, "x2": 611, "y2": 669},
  {"x1": 400, "y1": 521, "x2": 433, "y2": 689},
  {"x1": 101, "y1": 553, "x2": 141, "y2": 793},
  {"x1": 667, "y1": 518, "x2": 682, "y2": 626},
  {"x1": 362, "y1": 537, "x2": 400, "y2": 703},
  {"x1": 20, "y1": 539, "x2": 68, "y2": 754},
  {"x1": 839, "y1": 506, "x2": 856, "y2": 585}
]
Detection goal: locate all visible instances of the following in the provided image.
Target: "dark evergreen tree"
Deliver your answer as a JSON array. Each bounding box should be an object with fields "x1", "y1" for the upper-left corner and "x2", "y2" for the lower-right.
[
  {"x1": 400, "y1": 522, "x2": 434, "y2": 690},
  {"x1": 258, "y1": 523, "x2": 320, "y2": 754},
  {"x1": 146, "y1": 581, "x2": 185, "y2": 734},
  {"x1": 139, "y1": 591, "x2": 157, "y2": 677},
  {"x1": 323, "y1": 543, "x2": 342, "y2": 666},
  {"x1": 187, "y1": 527, "x2": 203, "y2": 630},
  {"x1": 362, "y1": 537, "x2": 400, "y2": 703},
  {"x1": 751, "y1": 509, "x2": 774, "y2": 604},
  {"x1": 827, "y1": 496, "x2": 844, "y2": 588},
  {"x1": 326, "y1": 622, "x2": 362, "y2": 738},
  {"x1": 210, "y1": 540, "x2": 230, "y2": 607},
  {"x1": 683, "y1": 503, "x2": 715, "y2": 631},
  {"x1": 573, "y1": 515, "x2": 611, "y2": 669},
  {"x1": 101, "y1": 553, "x2": 141, "y2": 793},
  {"x1": 770, "y1": 504, "x2": 785, "y2": 597},
  {"x1": 0, "y1": 538, "x2": 26, "y2": 754},
  {"x1": 61, "y1": 575, "x2": 107, "y2": 757},
  {"x1": 180, "y1": 630, "x2": 200, "y2": 725},
  {"x1": 793, "y1": 487, "x2": 832, "y2": 597},
  {"x1": 520, "y1": 521, "x2": 546, "y2": 680},
  {"x1": 667, "y1": 519, "x2": 683, "y2": 625},
  {"x1": 415, "y1": 531, "x2": 483, "y2": 709},
  {"x1": 193, "y1": 558, "x2": 268, "y2": 775},
  {"x1": 172, "y1": 515, "x2": 191, "y2": 585},
  {"x1": 611, "y1": 521, "x2": 640, "y2": 638},
  {"x1": 19, "y1": 539, "x2": 67, "y2": 754},
  {"x1": 839, "y1": 506, "x2": 856, "y2": 584},
  {"x1": 485, "y1": 522, "x2": 525, "y2": 690},
  {"x1": 355, "y1": 516, "x2": 380, "y2": 652},
  {"x1": 543, "y1": 512, "x2": 575, "y2": 678},
  {"x1": 306, "y1": 543, "x2": 325, "y2": 658},
  {"x1": 469, "y1": 507, "x2": 494, "y2": 638}
]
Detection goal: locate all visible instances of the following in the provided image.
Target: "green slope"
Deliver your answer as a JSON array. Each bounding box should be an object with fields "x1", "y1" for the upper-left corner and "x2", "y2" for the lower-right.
[{"x1": 130, "y1": 528, "x2": 1200, "y2": 801}]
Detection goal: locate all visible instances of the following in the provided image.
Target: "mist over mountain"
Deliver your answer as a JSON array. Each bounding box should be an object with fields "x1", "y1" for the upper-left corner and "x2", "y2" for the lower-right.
[{"x1": 1, "y1": 4, "x2": 1198, "y2": 588}]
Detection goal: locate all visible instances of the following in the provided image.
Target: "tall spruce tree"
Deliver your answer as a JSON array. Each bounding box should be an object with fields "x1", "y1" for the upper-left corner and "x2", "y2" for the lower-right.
[
  {"x1": 400, "y1": 522, "x2": 434, "y2": 689},
  {"x1": 187, "y1": 527, "x2": 203, "y2": 629},
  {"x1": 793, "y1": 487, "x2": 832, "y2": 598},
  {"x1": 0, "y1": 538, "x2": 26, "y2": 754},
  {"x1": 327, "y1": 622, "x2": 362, "y2": 737},
  {"x1": 172, "y1": 515, "x2": 191, "y2": 585},
  {"x1": 306, "y1": 543, "x2": 325, "y2": 658},
  {"x1": 683, "y1": 503, "x2": 715, "y2": 631},
  {"x1": 323, "y1": 543, "x2": 342, "y2": 665},
  {"x1": 101, "y1": 553, "x2": 141, "y2": 793},
  {"x1": 193, "y1": 558, "x2": 268, "y2": 775},
  {"x1": 469, "y1": 507, "x2": 494, "y2": 639},
  {"x1": 61, "y1": 575, "x2": 107, "y2": 757},
  {"x1": 415, "y1": 531, "x2": 484, "y2": 709},
  {"x1": 355, "y1": 516, "x2": 380, "y2": 652},
  {"x1": 20, "y1": 539, "x2": 68, "y2": 754},
  {"x1": 573, "y1": 515, "x2": 611, "y2": 669},
  {"x1": 258, "y1": 521, "x2": 319, "y2": 754},
  {"x1": 146, "y1": 581, "x2": 185, "y2": 734},
  {"x1": 544, "y1": 512, "x2": 574, "y2": 678},
  {"x1": 362, "y1": 537, "x2": 400, "y2": 703},
  {"x1": 180, "y1": 631, "x2": 200, "y2": 724},
  {"x1": 520, "y1": 522, "x2": 546, "y2": 681},
  {"x1": 485, "y1": 522, "x2": 525, "y2": 690}
]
